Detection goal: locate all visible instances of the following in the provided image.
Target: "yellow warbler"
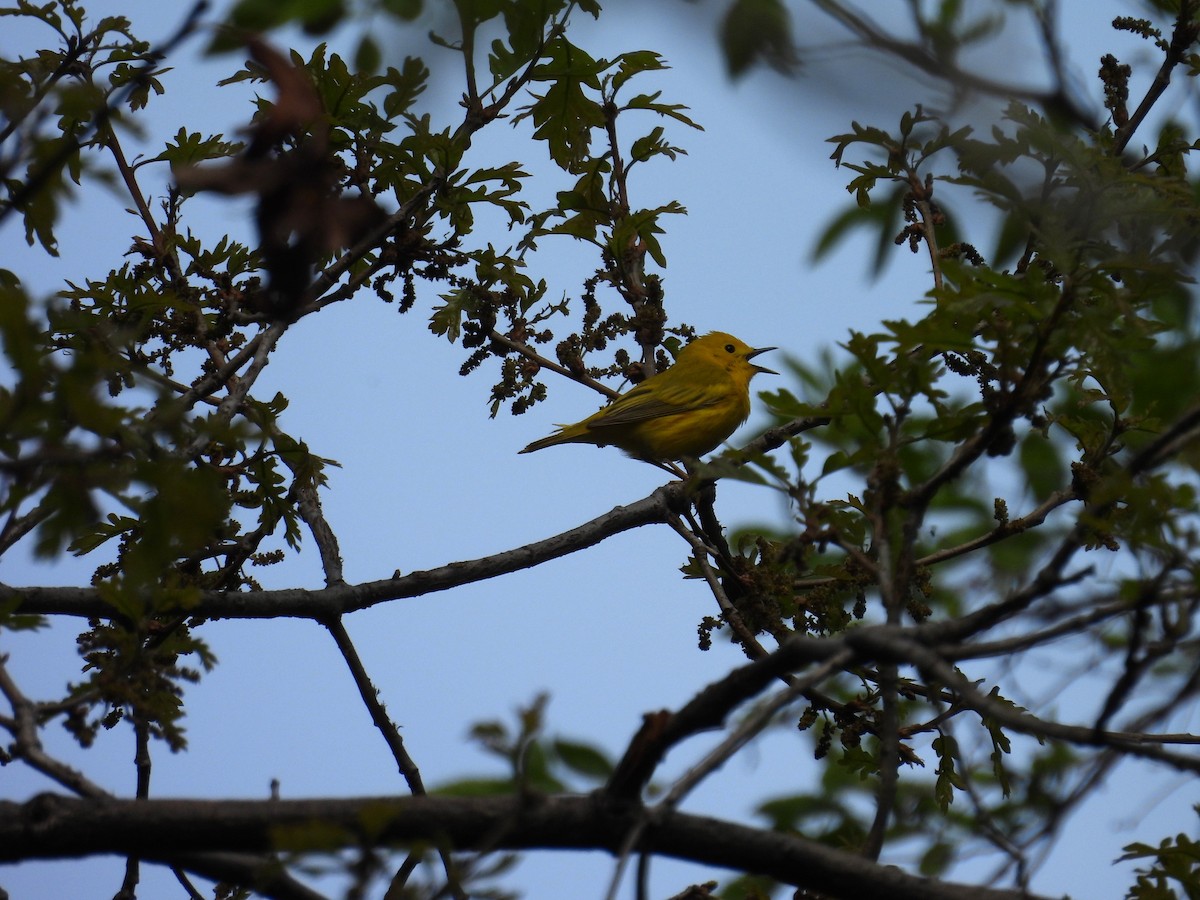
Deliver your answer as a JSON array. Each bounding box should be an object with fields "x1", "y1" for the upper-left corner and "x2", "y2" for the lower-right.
[{"x1": 519, "y1": 332, "x2": 776, "y2": 462}]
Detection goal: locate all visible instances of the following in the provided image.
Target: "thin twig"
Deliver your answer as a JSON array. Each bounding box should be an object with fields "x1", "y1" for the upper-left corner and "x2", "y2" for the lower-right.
[
  {"x1": 666, "y1": 515, "x2": 772, "y2": 661},
  {"x1": 810, "y1": 0, "x2": 1095, "y2": 130},
  {"x1": 1112, "y1": 1, "x2": 1199, "y2": 155},
  {"x1": 488, "y1": 329, "x2": 620, "y2": 399},
  {"x1": 323, "y1": 619, "x2": 466, "y2": 899},
  {"x1": 183, "y1": 322, "x2": 287, "y2": 459}
]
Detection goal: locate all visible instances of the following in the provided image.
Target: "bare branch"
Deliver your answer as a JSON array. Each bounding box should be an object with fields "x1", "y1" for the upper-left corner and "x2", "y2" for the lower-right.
[
  {"x1": 0, "y1": 793, "x2": 1056, "y2": 900},
  {"x1": 323, "y1": 618, "x2": 465, "y2": 899},
  {"x1": 3, "y1": 484, "x2": 684, "y2": 619}
]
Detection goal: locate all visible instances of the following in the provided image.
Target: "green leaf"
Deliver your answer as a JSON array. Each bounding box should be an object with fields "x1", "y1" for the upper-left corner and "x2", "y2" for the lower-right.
[
  {"x1": 919, "y1": 841, "x2": 955, "y2": 877},
  {"x1": 0, "y1": 590, "x2": 46, "y2": 632},
  {"x1": 610, "y1": 49, "x2": 669, "y2": 93},
  {"x1": 516, "y1": 36, "x2": 608, "y2": 171},
  {"x1": 222, "y1": 0, "x2": 346, "y2": 36},
  {"x1": 486, "y1": 0, "x2": 565, "y2": 82},
  {"x1": 430, "y1": 288, "x2": 478, "y2": 342},
  {"x1": 68, "y1": 513, "x2": 138, "y2": 556},
  {"x1": 433, "y1": 778, "x2": 517, "y2": 796},
  {"x1": 382, "y1": 56, "x2": 430, "y2": 119},
  {"x1": 931, "y1": 734, "x2": 964, "y2": 812},
  {"x1": 609, "y1": 202, "x2": 686, "y2": 269},
  {"x1": 1018, "y1": 431, "x2": 1066, "y2": 502},
  {"x1": 146, "y1": 128, "x2": 242, "y2": 171},
  {"x1": 354, "y1": 34, "x2": 381, "y2": 73},
  {"x1": 552, "y1": 739, "x2": 613, "y2": 781},
  {"x1": 811, "y1": 185, "x2": 906, "y2": 276},
  {"x1": 720, "y1": 0, "x2": 797, "y2": 77},
  {"x1": 622, "y1": 91, "x2": 702, "y2": 130}
]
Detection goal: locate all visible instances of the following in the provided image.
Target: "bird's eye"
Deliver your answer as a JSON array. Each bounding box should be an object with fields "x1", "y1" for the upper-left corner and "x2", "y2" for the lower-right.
[{"x1": 724, "y1": 343, "x2": 735, "y2": 354}]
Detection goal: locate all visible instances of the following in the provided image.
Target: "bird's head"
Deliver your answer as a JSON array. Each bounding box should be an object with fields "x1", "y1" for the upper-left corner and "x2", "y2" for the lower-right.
[{"x1": 683, "y1": 332, "x2": 778, "y2": 382}]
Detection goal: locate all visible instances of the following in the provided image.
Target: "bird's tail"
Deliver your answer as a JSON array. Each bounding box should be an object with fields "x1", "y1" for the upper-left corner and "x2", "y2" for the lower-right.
[{"x1": 519, "y1": 427, "x2": 575, "y2": 454}]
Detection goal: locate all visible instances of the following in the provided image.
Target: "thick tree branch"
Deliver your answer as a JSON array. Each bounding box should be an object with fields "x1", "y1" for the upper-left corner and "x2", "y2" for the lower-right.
[
  {"x1": 0, "y1": 792, "x2": 1054, "y2": 900},
  {"x1": 607, "y1": 633, "x2": 848, "y2": 798}
]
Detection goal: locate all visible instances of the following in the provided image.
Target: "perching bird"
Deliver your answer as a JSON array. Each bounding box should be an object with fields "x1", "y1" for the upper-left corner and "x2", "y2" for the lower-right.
[{"x1": 519, "y1": 332, "x2": 776, "y2": 462}]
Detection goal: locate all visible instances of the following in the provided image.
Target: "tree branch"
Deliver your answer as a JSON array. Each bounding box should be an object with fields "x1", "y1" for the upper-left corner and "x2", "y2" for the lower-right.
[
  {"x1": 3, "y1": 484, "x2": 685, "y2": 619},
  {"x1": 809, "y1": 0, "x2": 1096, "y2": 131},
  {"x1": 322, "y1": 618, "x2": 465, "y2": 899},
  {"x1": 1112, "y1": 1, "x2": 1200, "y2": 155},
  {"x1": 607, "y1": 632, "x2": 847, "y2": 799},
  {"x1": 847, "y1": 627, "x2": 1200, "y2": 773},
  {"x1": 0, "y1": 792, "x2": 1055, "y2": 900}
]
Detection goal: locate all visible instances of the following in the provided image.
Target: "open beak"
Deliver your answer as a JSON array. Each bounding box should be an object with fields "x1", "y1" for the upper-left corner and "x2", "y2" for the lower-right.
[{"x1": 748, "y1": 346, "x2": 778, "y2": 375}]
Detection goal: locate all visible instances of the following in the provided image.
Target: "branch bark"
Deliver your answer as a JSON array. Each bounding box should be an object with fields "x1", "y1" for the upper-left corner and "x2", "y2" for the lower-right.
[
  {"x1": 2, "y1": 484, "x2": 685, "y2": 619},
  {"x1": 0, "y1": 792, "x2": 1054, "y2": 900}
]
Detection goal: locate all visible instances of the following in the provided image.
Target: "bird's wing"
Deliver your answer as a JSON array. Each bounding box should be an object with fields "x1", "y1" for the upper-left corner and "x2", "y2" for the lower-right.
[{"x1": 586, "y1": 377, "x2": 724, "y2": 431}]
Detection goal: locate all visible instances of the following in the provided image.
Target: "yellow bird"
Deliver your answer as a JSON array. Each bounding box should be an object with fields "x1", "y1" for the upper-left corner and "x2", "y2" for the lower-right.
[{"x1": 519, "y1": 332, "x2": 777, "y2": 462}]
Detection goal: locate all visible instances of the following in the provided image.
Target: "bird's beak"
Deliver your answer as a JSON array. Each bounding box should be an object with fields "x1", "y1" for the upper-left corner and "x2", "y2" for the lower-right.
[{"x1": 748, "y1": 346, "x2": 777, "y2": 375}]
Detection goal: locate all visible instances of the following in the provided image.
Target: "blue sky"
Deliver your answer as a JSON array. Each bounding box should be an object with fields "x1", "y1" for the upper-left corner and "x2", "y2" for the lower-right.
[{"x1": 3, "y1": 1, "x2": 1197, "y2": 898}]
